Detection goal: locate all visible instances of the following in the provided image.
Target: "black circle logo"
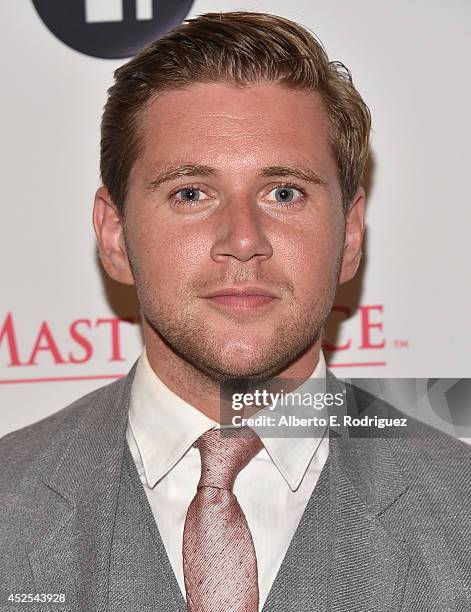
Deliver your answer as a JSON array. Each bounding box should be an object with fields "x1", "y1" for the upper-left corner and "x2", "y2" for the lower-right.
[{"x1": 32, "y1": 0, "x2": 195, "y2": 59}]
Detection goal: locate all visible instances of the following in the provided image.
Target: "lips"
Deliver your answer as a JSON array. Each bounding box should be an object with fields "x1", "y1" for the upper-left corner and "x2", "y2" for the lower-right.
[{"x1": 202, "y1": 285, "x2": 280, "y2": 310}]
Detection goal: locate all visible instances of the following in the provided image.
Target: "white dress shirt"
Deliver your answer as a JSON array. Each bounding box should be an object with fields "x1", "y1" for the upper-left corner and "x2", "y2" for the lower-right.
[{"x1": 126, "y1": 349, "x2": 329, "y2": 609}]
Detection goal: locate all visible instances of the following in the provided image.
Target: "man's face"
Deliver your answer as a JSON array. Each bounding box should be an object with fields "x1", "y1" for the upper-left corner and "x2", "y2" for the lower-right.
[{"x1": 95, "y1": 82, "x2": 364, "y2": 380}]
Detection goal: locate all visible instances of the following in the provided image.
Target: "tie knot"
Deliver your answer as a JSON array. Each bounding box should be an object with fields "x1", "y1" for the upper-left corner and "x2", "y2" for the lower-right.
[{"x1": 194, "y1": 426, "x2": 263, "y2": 490}]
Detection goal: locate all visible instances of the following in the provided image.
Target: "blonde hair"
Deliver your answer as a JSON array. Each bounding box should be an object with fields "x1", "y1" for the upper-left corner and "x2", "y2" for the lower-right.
[{"x1": 101, "y1": 11, "x2": 371, "y2": 214}]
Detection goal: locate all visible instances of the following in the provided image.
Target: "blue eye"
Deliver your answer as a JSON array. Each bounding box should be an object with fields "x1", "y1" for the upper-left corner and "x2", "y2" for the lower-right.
[
  {"x1": 178, "y1": 187, "x2": 201, "y2": 201},
  {"x1": 274, "y1": 187, "x2": 295, "y2": 203}
]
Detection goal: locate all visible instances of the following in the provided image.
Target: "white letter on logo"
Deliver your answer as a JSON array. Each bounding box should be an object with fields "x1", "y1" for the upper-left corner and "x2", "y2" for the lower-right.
[
  {"x1": 85, "y1": 0, "x2": 153, "y2": 23},
  {"x1": 85, "y1": 0, "x2": 124, "y2": 23},
  {"x1": 136, "y1": 0, "x2": 153, "y2": 20}
]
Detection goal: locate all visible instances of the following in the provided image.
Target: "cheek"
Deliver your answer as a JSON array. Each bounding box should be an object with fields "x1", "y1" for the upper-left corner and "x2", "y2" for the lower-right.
[
  {"x1": 274, "y1": 217, "x2": 343, "y2": 287},
  {"x1": 128, "y1": 218, "x2": 210, "y2": 287},
  {"x1": 172, "y1": 230, "x2": 210, "y2": 274}
]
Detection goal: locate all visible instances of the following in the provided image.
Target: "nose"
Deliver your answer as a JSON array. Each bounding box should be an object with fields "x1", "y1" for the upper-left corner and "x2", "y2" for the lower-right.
[{"x1": 210, "y1": 198, "x2": 273, "y2": 263}]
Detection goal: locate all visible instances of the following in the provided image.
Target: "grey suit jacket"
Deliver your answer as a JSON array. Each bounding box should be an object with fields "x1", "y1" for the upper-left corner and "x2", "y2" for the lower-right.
[{"x1": 1, "y1": 364, "x2": 470, "y2": 612}]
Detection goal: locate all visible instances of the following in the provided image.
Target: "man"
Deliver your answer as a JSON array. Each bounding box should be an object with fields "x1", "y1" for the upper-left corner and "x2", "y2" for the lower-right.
[{"x1": 1, "y1": 11, "x2": 470, "y2": 612}]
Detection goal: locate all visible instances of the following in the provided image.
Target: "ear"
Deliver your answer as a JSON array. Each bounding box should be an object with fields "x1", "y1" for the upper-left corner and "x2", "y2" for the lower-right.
[
  {"x1": 338, "y1": 186, "x2": 366, "y2": 285},
  {"x1": 93, "y1": 186, "x2": 135, "y2": 285}
]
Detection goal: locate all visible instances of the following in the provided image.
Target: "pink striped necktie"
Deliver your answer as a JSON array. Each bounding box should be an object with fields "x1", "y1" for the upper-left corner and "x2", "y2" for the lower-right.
[{"x1": 182, "y1": 426, "x2": 264, "y2": 612}]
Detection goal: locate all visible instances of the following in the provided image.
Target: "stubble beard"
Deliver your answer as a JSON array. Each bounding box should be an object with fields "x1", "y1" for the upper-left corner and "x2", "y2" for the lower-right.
[{"x1": 134, "y1": 273, "x2": 339, "y2": 383}]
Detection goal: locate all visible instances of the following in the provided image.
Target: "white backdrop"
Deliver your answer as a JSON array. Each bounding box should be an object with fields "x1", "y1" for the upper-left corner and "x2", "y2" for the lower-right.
[{"x1": 1, "y1": 0, "x2": 470, "y2": 437}]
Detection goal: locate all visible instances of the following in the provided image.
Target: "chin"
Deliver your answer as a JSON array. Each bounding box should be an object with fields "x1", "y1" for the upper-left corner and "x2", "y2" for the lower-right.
[
  {"x1": 201, "y1": 344, "x2": 290, "y2": 381},
  {"x1": 204, "y1": 363, "x2": 279, "y2": 382}
]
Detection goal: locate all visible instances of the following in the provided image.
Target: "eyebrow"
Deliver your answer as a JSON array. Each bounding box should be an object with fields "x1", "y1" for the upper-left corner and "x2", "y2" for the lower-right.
[
  {"x1": 261, "y1": 166, "x2": 328, "y2": 187},
  {"x1": 146, "y1": 164, "x2": 218, "y2": 191},
  {"x1": 145, "y1": 164, "x2": 328, "y2": 191}
]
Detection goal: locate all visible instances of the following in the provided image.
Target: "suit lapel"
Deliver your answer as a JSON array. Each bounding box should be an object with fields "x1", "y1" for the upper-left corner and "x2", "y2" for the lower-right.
[
  {"x1": 28, "y1": 363, "x2": 138, "y2": 611},
  {"x1": 261, "y1": 450, "x2": 334, "y2": 611},
  {"x1": 327, "y1": 373, "x2": 411, "y2": 611},
  {"x1": 107, "y1": 441, "x2": 187, "y2": 611},
  {"x1": 263, "y1": 372, "x2": 411, "y2": 612}
]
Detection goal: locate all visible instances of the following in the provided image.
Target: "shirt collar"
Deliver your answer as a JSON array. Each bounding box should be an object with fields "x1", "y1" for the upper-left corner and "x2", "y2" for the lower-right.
[{"x1": 128, "y1": 348, "x2": 327, "y2": 491}]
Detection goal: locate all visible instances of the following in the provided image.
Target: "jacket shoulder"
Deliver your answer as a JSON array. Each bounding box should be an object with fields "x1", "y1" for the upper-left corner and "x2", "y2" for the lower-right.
[
  {"x1": 350, "y1": 382, "x2": 471, "y2": 488},
  {"x1": 0, "y1": 376, "x2": 128, "y2": 485}
]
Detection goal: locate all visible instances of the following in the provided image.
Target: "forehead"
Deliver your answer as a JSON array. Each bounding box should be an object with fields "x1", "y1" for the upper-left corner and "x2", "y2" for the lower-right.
[{"x1": 137, "y1": 82, "x2": 334, "y2": 173}]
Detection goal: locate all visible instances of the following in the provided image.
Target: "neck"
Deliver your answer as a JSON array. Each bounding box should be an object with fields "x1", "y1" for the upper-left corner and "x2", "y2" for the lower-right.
[{"x1": 143, "y1": 323, "x2": 323, "y2": 423}]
